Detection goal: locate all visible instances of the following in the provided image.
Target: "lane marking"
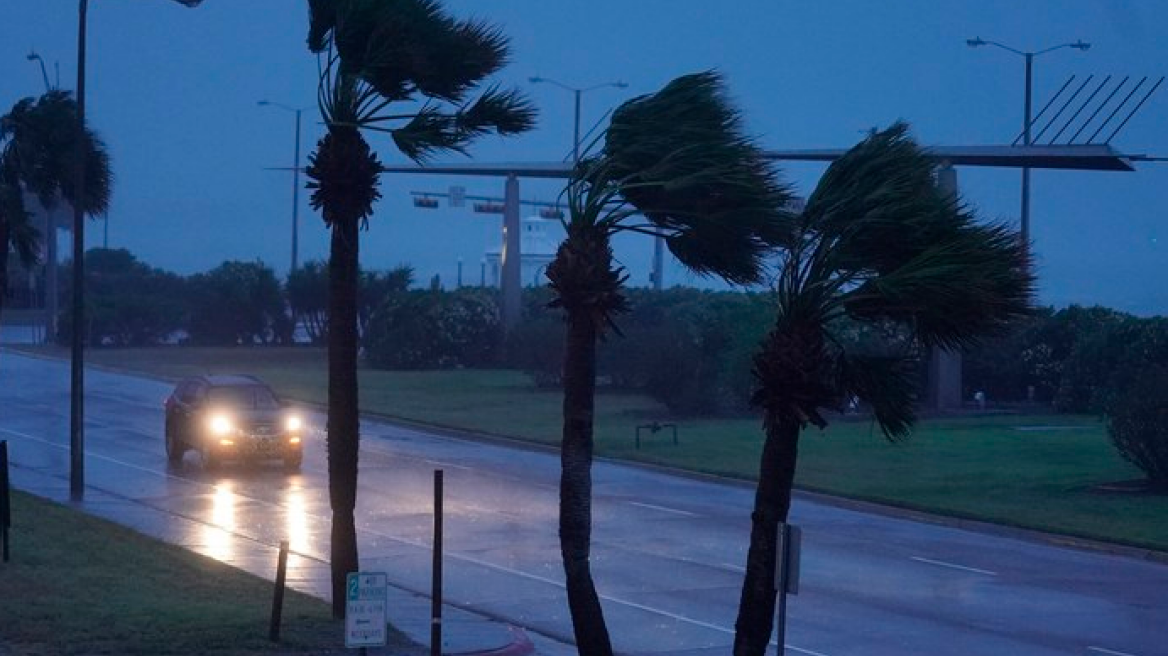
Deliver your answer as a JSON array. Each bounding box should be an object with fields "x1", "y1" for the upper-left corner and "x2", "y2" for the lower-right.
[
  {"x1": 1088, "y1": 647, "x2": 1139, "y2": 656},
  {"x1": 422, "y1": 458, "x2": 473, "y2": 472},
  {"x1": 910, "y1": 556, "x2": 997, "y2": 576},
  {"x1": 628, "y1": 501, "x2": 698, "y2": 517},
  {"x1": 2, "y1": 426, "x2": 829, "y2": 654}
]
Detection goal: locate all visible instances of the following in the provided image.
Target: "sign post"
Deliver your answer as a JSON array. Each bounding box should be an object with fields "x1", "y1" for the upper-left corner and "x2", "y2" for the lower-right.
[
  {"x1": 345, "y1": 572, "x2": 388, "y2": 649},
  {"x1": 449, "y1": 185, "x2": 466, "y2": 208},
  {"x1": 773, "y1": 523, "x2": 802, "y2": 654}
]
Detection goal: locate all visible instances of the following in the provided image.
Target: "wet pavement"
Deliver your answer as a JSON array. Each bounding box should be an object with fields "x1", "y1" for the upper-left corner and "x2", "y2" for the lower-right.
[{"x1": 2, "y1": 349, "x2": 1167, "y2": 656}]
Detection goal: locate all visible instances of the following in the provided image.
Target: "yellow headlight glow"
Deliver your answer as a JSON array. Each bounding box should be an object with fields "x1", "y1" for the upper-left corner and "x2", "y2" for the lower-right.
[
  {"x1": 209, "y1": 414, "x2": 233, "y2": 436},
  {"x1": 285, "y1": 416, "x2": 303, "y2": 432}
]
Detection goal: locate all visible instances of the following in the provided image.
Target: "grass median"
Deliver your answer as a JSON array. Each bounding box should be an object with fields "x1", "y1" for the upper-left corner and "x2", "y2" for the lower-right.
[
  {"x1": 0, "y1": 490, "x2": 420, "y2": 656},
  {"x1": 14, "y1": 345, "x2": 1168, "y2": 553}
]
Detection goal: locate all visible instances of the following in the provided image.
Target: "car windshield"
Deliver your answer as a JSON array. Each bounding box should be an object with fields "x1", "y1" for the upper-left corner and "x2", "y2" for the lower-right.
[{"x1": 207, "y1": 385, "x2": 279, "y2": 410}]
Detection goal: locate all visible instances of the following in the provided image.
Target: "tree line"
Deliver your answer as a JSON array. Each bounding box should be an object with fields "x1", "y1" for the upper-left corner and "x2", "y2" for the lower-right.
[{"x1": 30, "y1": 248, "x2": 412, "y2": 348}]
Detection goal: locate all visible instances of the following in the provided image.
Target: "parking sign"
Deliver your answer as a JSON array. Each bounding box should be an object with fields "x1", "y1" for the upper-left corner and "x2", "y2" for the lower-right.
[{"x1": 345, "y1": 572, "x2": 388, "y2": 648}]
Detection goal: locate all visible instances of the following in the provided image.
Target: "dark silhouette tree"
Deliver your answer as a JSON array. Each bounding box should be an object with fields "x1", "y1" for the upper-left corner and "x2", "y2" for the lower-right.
[
  {"x1": 548, "y1": 71, "x2": 792, "y2": 656},
  {"x1": 0, "y1": 91, "x2": 111, "y2": 322},
  {"x1": 303, "y1": 0, "x2": 535, "y2": 618},
  {"x1": 732, "y1": 123, "x2": 1034, "y2": 655}
]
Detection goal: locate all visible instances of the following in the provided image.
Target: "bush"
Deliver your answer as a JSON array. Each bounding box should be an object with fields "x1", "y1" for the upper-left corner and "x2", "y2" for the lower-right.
[
  {"x1": 602, "y1": 289, "x2": 773, "y2": 416},
  {"x1": 1056, "y1": 315, "x2": 1168, "y2": 414},
  {"x1": 288, "y1": 262, "x2": 413, "y2": 345},
  {"x1": 509, "y1": 286, "x2": 775, "y2": 415},
  {"x1": 57, "y1": 248, "x2": 186, "y2": 346},
  {"x1": 1105, "y1": 365, "x2": 1168, "y2": 489},
  {"x1": 364, "y1": 287, "x2": 501, "y2": 369},
  {"x1": 187, "y1": 260, "x2": 287, "y2": 345}
]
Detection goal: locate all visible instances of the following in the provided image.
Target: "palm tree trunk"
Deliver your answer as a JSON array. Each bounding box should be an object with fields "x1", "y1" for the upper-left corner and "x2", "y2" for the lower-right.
[
  {"x1": 327, "y1": 214, "x2": 360, "y2": 619},
  {"x1": 733, "y1": 414, "x2": 801, "y2": 656},
  {"x1": 560, "y1": 304, "x2": 614, "y2": 656}
]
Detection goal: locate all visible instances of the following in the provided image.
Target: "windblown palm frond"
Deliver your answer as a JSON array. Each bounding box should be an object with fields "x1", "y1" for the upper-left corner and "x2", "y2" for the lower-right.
[
  {"x1": 311, "y1": 0, "x2": 535, "y2": 165},
  {"x1": 601, "y1": 71, "x2": 793, "y2": 284},
  {"x1": 0, "y1": 91, "x2": 112, "y2": 217},
  {"x1": 836, "y1": 353, "x2": 918, "y2": 440},
  {"x1": 759, "y1": 122, "x2": 1034, "y2": 440},
  {"x1": 388, "y1": 88, "x2": 536, "y2": 161}
]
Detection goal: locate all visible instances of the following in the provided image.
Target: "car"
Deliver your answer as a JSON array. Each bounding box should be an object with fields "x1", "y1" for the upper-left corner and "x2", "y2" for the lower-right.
[{"x1": 164, "y1": 374, "x2": 304, "y2": 470}]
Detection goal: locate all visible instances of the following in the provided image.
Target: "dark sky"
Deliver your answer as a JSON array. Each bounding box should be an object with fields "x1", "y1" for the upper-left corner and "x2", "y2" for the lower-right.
[{"x1": 3, "y1": 1, "x2": 1165, "y2": 314}]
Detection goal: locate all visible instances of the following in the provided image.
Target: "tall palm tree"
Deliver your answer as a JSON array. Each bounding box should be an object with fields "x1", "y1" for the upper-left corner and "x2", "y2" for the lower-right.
[
  {"x1": 548, "y1": 71, "x2": 792, "y2": 656},
  {"x1": 303, "y1": 0, "x2": 535, "y2": 618},
  {"x1": 0, "y1": 91, "x2": 111, "y2": 323},
  {"x1": 732, "y1": 123, "x2": 1034, "y2": 656}
]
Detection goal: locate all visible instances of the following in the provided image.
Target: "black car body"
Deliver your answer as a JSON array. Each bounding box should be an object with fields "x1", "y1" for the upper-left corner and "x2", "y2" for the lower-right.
[{"x1": 164, "y1": 374, "x2": 303, "y2": 469}]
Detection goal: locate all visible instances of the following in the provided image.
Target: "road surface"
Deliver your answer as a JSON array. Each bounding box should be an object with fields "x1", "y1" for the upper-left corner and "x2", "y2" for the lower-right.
[{"x1": 1, "y1": 351, "x2": 1163, "y2": 655}]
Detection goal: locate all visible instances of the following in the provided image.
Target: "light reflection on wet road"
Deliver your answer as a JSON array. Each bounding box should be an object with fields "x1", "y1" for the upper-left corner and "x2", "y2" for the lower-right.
[{"x1": 2, "y1": 351, "x2": 1165, "y2": 656}]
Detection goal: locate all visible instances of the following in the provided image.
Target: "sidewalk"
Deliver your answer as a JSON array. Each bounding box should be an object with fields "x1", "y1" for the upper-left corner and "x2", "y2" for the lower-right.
[{"x1": 9, "y1": 461, "x2": 576, "y2": 656}]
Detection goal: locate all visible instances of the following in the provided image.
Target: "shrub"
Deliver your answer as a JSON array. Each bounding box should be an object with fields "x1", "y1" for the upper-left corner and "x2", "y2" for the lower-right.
[
  {"x1": 1057, "y1": 315, "x2": 1168, "y2": 414},
  {"x1": 187, "y1": 260, "x2": 287, "y2": 345},
  {"x1": 1105, "y1": 365, "x2": 1168, "y2": 489},
  {"x1": 57, "y1": 248, "x2": 186, "y2": 346},
  {"x1": 364, "y1": 287, "x2": 501, "y2": 369}
]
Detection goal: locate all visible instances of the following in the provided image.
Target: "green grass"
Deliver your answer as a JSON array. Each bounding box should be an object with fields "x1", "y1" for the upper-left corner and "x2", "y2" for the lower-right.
[
  {"x1": 13, "y1": 345, "x2": 1168, "y2": 552},
  {"x1": 0, "y1": 491, "x2": 421, "y2": 656}
]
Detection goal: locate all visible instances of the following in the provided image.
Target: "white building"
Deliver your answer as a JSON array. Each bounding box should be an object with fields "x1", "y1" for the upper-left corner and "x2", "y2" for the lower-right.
[{"x1": 483, "y1": 217, "x2": 559, "y2": 288}]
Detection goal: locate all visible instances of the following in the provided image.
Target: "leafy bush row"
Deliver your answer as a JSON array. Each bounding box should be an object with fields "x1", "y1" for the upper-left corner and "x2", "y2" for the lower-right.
[{"x1": 54, "y1": 248, "x2": 411, "y2": 347}]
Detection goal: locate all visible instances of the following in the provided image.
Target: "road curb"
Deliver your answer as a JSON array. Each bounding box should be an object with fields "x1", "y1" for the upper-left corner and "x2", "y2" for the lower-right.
[{"x1": 448, "y1": 626, "x2": 534, "y2": 656}]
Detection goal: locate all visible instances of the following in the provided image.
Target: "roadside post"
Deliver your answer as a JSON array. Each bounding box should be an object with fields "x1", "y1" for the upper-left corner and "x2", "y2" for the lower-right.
[
  {"x1": 773, "y1": 523, "x2": 802, "y2": 654},
  {"x1": 432, "y1": 469, "x2": 444, "y2": 656},
  {"x1": 269, "y1": 540, "x2": 290, "y2": 641},
  {"x1": 2, "y1": 440, "x2": 10, "y2": 563},
  {"x1": 345, "y1": 572, "x2": 388, "y2": 651}
]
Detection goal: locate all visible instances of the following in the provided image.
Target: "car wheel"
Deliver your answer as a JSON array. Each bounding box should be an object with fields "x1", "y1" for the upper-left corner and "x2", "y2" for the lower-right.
[{"x1": 165, "y1": 420, "x2": 184, "y2": 464}]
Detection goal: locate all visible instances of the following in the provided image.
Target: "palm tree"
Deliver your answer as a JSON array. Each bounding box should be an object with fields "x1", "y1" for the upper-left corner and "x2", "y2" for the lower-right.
[
  {"x1": 0, "y1": 91, "x2": 111, "y2": 323},
  {"x1": 303, "y1": 0, "x2": 535, "y2": 618},
  {"x1": 732, "y1": 123, "x2": 1034, "y2": 656},
  {"x1": 547, "y1": 71, "x2": 792, "y2": 656}
]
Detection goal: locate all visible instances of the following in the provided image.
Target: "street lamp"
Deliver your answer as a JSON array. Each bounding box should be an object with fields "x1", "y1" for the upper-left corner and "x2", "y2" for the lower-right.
[
  {"x1": 26, "y1": 51, "x2": 52, "y2": 92},
  {"x1": 967, "y1": 36, "x2": 1090, "y2": 251},
  {"x1": 69, "y1": 0, "x2": 204, "y2": 500},
  {"x1": 528, "y1": 76, "x2": 627, "y2": 162},
  {"x1": 258, "y1": 100, "x2": 311, "y2": 274}
]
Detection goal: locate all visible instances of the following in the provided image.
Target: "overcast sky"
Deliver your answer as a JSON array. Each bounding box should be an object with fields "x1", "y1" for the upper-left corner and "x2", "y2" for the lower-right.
[{"x1": 2, "y1": 1, "x2": 1165, "y2": 314}]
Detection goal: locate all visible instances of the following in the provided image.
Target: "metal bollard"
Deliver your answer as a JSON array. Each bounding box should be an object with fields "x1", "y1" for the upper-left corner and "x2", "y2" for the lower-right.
[
  {"x1": 432, "y1": 470, "x2": 444, "y2": 656},
  {"x1": 2, "y1": 441, "x2": 10, "y2": 563},
  {"x1": 270, "y1": 540, "x2": 290, "y2": 641}
]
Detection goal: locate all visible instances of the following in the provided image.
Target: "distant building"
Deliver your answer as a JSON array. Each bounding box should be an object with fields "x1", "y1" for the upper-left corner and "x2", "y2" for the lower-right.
[{"x1": 483, "y1": 217, "x2": 559, "y2": 288}]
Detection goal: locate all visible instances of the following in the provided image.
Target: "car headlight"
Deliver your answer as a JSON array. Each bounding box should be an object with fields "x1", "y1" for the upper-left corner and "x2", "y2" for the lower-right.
[
  {"x1": 209, "y1": 414, "x2": 234, "y2": 436},
  {"x1": 285, "y1": 416, "x2": 302, "y2": 432}
]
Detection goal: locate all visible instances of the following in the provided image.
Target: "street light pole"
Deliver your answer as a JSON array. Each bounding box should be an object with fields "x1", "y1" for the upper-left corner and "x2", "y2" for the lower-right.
[
  {"x1": 1023, "y1": 52, "x2": 1032, "y2": 249},
  {"x1": 70, "y1": 0, "x2": 89, "y2": 501},
  {"x1": 573, "y1": 88, "x2": 581, "y2": 163},
  {"x1": 69, "y1": 0, "x2": 204, "y2": 501},
  {"x1": 258, "y1": 101, "x2": 309, "y2": 274},
  {"x1": 967, "y1": 37, "x2": 1090, "y2": 252},
  {"x1": 528, "y1": 76, "x2": 627, "y2": 162}
]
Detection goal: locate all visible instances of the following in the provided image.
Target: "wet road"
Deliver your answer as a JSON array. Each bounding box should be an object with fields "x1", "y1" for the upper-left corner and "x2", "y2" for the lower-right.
[{"x1": 1, "y1": 351, "x2": 1165, "y2": 656}]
